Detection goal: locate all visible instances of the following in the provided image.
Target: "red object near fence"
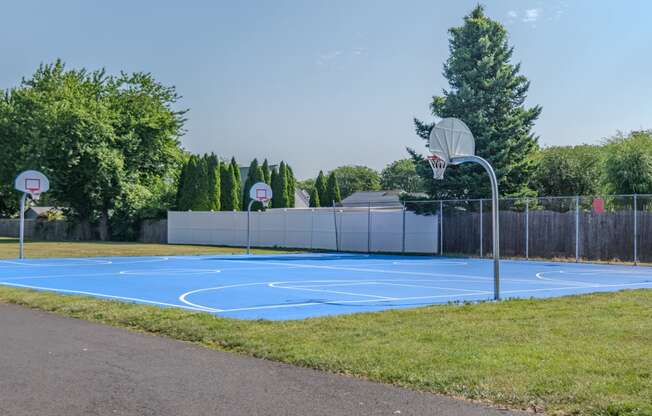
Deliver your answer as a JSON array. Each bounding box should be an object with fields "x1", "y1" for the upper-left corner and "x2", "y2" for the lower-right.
[{"x1": 592, "y1": 198, "x2": 605, "y2": 214}]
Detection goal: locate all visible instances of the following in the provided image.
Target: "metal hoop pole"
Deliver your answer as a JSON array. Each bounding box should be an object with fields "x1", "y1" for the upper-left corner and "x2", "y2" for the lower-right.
[
  {"x1": 19, "y1": 193, "x2": 27, "y2": 259},
  {"x1": 634, "y1": 194, "x2": 638, "y2": 265},
  {"x1": 575, "y1": 196, "x2": 580, "y2": 262},
  {"x1": 525, "y1": 199, "x2": 529, "y2": 260},
  {"x1": 246, "y1": 199, "x2": 255, "y2": 254},
  {"x1": 439, "y1": 200, "x2": 443, "y2": 256},
  {"x1": 402, "y1": 203, "x2": 406, "y2": 253},
  {"x1": 332, "y1": 200, "x2": 339, "y2": 252},
  {"x1": 451, "y1": 156, "x2": 500, "y2": 300},
  {"x1": 367, "y1": 202, "x2": 371, "y2": 253},
  {"x1": 479, "y1": 199, "x2": 483, "y2": 257}
]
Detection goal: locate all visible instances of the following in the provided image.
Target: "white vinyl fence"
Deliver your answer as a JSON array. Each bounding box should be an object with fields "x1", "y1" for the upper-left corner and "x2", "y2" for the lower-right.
[{"x1": 168, "y1": 207, "x2": 438, "y2": 254}]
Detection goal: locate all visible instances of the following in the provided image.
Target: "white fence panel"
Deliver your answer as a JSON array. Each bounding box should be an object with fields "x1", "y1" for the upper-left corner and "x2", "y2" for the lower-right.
[
  {"x1": 370, "y1": 209, "x2": 403, "y2": 253},
  {"x1": 338, "y1": 209, "x2": 368, "y2": 252},
  {"x1": 285, "y1": 209, "x2": 313, "y2": 248},
  {"x1": 312, "y1": 210, "x2": 337, "y2": 250},
  {"x1": 404, "y1": 212, "x2": 438, "y2": 254},
  {"x1": 168, "y1": 208, "x2": 438, "y2": 253},
  {"x1": 256, "y1": 209, "x2": 285, "y2": 247}
]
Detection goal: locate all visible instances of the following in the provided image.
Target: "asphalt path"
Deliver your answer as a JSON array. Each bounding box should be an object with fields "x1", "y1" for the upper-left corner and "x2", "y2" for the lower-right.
[{"x1": 0, "y1": 303, "x2": 521, "y2": 416}]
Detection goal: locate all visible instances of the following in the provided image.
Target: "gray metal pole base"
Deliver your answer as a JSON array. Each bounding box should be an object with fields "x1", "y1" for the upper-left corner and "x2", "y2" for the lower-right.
[{"x1": 450, "y1": 155, "x2": 500, "y2": 300}]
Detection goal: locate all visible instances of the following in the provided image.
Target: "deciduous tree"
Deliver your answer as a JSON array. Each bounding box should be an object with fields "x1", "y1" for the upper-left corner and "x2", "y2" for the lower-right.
[{"x1": 330, "y1": 165, "x2": 380, "y2": 199}]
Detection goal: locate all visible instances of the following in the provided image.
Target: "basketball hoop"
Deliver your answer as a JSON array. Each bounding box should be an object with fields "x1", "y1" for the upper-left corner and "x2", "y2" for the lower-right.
[
  {"x1": 247, "y1": 182, "x2": 274, "y2": 254},
  {"x1": 249, "y1": 182, "x2": 273, "y2": 207},
  {"x1": 426, "y1": 118, "x2": 502, "y2": 301},
  {"x1": 427, "y1": 155, "x2": 448, "y2": 180},
  {"x1": 14, "y1": 170, "x2": 50, "y2": 260}
]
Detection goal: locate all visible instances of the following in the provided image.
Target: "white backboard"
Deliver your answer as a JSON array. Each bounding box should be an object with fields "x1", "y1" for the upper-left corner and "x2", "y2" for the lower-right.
[
  {"x1": 428, "y1": 118, "x2": 475, "y2": 162},
  {"x1": 15, "y1": 170, "x2": 49, "y2": 195},
  {"x1": 249, "y1": 182, "x2": 273, "y2": 202}
]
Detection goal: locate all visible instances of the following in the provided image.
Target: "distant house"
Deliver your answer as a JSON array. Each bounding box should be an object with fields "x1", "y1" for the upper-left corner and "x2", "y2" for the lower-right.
[
  {"x1": 340, "y1": 190, "x2": 402, "y2": 207},
  {"x1": 295, "y1": 189, "x2": 309, "y2": 208},
  {"x1": 24, "y1": 206, "x2": 64, "y2": 220}
]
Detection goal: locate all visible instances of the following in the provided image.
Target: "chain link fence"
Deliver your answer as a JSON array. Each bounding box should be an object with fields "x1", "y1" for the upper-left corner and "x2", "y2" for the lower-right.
[{"x1": 404, "y1": 194, "x2": 649, "y2": 263}]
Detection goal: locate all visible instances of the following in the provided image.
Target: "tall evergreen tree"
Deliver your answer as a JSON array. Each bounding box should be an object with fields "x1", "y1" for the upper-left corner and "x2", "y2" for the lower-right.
[
  {"x1": 230, "y1": 157, "x2": 241, "y2": 210},
  {"x1": 412, "y1": 5, "x2": 541, "y2": 199},
  {"x1": 242, "y1": 158, "x2": 265, "y2": 210},
  {"x1": 308, "y1": 186, "x2": 320, "y2": 207},
  {"x1": 206, "y1": 153, "x2": 221, "y2": 211},
  {"x1": 191, "y1": 155, "x2": 211, "y2": 210},
  {"x1": 286, "y1": 165, "x2": 296, "y2": 207},
  {"x1": 176, "y1": 156, "x2": 192, "y2": 210},
  {"x1": 261, "y1": 159, "x2": 271, "y2": 184},
  {"x1": 324, "y1": 172, "x2": 341, "y2": 205},
  {"x1": 177, "y1": 155, "x2": 203, "y2": 210},
  {"x1": 219, "y1": 163, "x2": 234, "y2": 210},
  {"x1": 315, "y1": 170, "x2": 327, "y2": 206},
  {"x1": 272, "y1": 162, "x2": 290, "y2": 208},
  {"x1": 270, "y1": 168, "x2": 280, "y2": 208}
]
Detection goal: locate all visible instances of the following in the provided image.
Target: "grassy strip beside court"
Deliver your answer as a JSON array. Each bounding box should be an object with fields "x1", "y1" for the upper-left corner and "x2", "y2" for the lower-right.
[
  {"x1": 0, "y1": 238, "x2": 292, "y2": 259},
  {"x1": 1, "y1": 288, "x2": 650, "y2": 416},
  {"x1": 0, "y1": 241, "x2": 651, "y2": 415}
]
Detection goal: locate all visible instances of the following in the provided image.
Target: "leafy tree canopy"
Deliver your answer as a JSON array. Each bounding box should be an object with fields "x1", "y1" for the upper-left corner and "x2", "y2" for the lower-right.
[
  {"x1": 532, "y1": 145, "x2": 605, "y2": 196},
  {"x1": 0, "y1": 60, "x2": 185, "y2": 239},
  {"x1": 330, "y1": 165, "x2": 380, "y2": 199},
  {"x1": 380, "y1": 159, "x2": 425, "y2": 194},
  {"x1": 603, "y1": 131, "x2": 652, "y2": 195}
]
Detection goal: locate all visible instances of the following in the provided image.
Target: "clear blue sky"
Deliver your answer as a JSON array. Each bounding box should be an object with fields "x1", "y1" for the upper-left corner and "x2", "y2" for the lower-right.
[{"x1": 2, "y1": 1, "x2": 651, "y2": 179}]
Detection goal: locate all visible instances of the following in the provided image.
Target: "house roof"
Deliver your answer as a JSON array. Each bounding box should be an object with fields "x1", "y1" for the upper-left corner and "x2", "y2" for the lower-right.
[
  {"x1": 295, "y1": 189, "x2": 310, "y2": 208},
  {"x1": 26, "y1": 206, "x2": 62, "y2": 215},
  {"x1": 341, "y1": 190, "x2": 402, "y2": 206}
]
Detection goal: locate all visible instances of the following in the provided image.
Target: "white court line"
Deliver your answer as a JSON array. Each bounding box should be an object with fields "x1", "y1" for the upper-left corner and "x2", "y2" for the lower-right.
[
  {"x1": 535, "y1": 270, "x2": 652, "y2": 287},
  {"x1": 274, "y1": 279, "x2": 485, "y2": 294},
  {"x1": 535, "y1": 271, "x2": 597, "y2": 287},
  {"x1": 216, "y1": 291, "x2": 493, "y2": 313},
  {"x1": 0, "y1": 259, "x2": 113, "y2": 267},
  {"x1": 0, "y1": 281, "x2": 219, "y2": 312},
  {"x1": 268, "y1": 282, "x2": 397, "y2": 300},
  {"x1": 178, "y1": 279, "x2": 493, "y2": 313},
  {"x1": 219, "y1": 259, "x2": 574, "y2": 286},
  {"x1": 178, "y1": 283, "x2": 265, "y2": 311},
  {"x1": 375, "y1": 282, "x2": 490, "y2": 293},
  {"x1": 0, "y1": 256, "x2": 171, "y2": 269},
  {"x1": 285, "y1": 280, "x2": 462, "y2": 289},
  {"x1": 0, "y1": 272, "x2": 121, "y2": 282},
  {"x1": 391, "y1": 261, "x2": 468, "y2": 266},
  {"x1": 223, "y1": 259, "x2": 498, "y2": 280},
  {"x1": 503, "y1": 280, "x2": 652, "y2": 295},
  {"x1": 119, "y1": 268, "x2": 221, "y2": 276}
]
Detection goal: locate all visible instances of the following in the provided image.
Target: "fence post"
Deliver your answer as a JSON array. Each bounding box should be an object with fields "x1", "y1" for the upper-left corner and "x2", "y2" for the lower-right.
[
  {"x1": 634, "y1": 194, "x2": 638, "y2": 265},
  {"x1": 479, "y1": 199, "x2": 483, "y2": 258},
  {"x1": 367, "y1": 202, "x2": 371, "y2": 253},
  {"x1": 283, "y1": 208, "x2": 288, "y2": 247},
  {"x1": 332, "y1": 200, "x2": 339, "y2": 252},
  {"x1": 310, "y1": 208, "x2": 314, "y2": 250},
  {"x1": 402, "y1": 203, "x2": 406, "y2": 254},
  {"x1": 525, "y1": 199, "x2": 529, "y2": 260},
  {"x1": 439, "y1": 200, "x2": 444, "y2": 256},
  {"x1": 575, "y1": 196, "x2": 580, "y2": 262}
]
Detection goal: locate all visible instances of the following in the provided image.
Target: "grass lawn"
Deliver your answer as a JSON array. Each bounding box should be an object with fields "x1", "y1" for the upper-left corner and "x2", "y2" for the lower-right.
[
  {"x1": 0, "y1": 240, "x2": 650, "y2": 415},
  {"x1": 0, "y1": 237, "x2": 292, "y2": 259}
]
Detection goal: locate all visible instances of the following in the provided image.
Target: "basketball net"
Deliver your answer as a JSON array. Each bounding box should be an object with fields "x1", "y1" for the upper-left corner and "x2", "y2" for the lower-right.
[{"x1": 427, "y1": 155, "x2": 447, "y2": 180}]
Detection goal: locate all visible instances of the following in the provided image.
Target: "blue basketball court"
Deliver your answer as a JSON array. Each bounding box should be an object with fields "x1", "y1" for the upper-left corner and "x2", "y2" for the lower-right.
[{"x1": 1, "y1": 253, "x2": 650, "y2": 320}]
